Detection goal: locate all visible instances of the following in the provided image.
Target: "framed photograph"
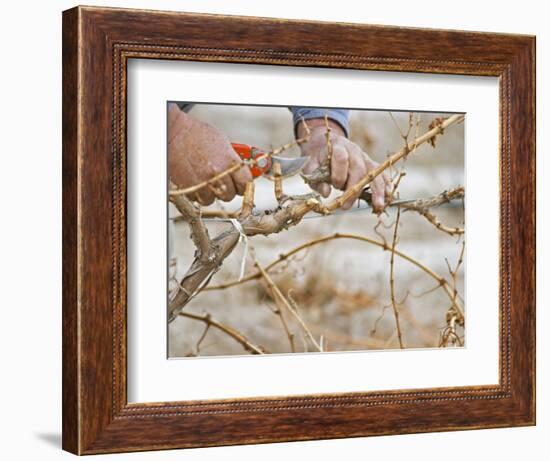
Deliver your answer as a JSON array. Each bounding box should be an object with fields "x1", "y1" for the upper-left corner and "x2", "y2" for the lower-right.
[{"x1": 62, "y1": 6, "x2": 535, "y2": 454}]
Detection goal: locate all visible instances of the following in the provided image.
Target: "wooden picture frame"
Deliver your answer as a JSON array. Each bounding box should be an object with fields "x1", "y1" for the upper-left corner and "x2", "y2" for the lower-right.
[{"x1": 62, "y1": 5, "x2": 535, "y2": 454}]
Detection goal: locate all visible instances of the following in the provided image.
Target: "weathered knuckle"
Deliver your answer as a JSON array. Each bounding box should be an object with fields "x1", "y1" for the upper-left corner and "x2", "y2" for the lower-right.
[
  {"x1": 322, "y1": 183, "x2": 332, "y2": 194},
  {"x1": 342, "y1": 198, "x2": 355, "y2": 210},
  {"x1": 233, "y1": 181, "x2": 244, "y2": 195},
  {"x1": 198, "y1": 191, "x2": 215, "y2": 206},
  {"x1": 332, "y1": 147, "x2": 347, "y2": 163},
  {"x1": 356, "y1": 163, "x2": 368, "y2": 179},
  {"x1": 364, "y1": 155, "x2": 379, "y2": 170},
  {"x1": 240, "y1": 166, "x2": 253, "y2": 181},
  {"x1": 331, "y1": 172, "x2": 346, "y2": 189},
  {"x1": 221, "y1": 191, "x2": 235, "y2": 202}
]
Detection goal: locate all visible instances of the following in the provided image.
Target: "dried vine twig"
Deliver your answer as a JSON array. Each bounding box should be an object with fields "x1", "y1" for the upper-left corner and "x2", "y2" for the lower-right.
[
  {"x1": 178, "y1": 311, "x2": 267, "y2": 354},
  {"x1": 389, "y1": 208, "x2": 405, "y2": 348},
  {"x1": 169, "y1": 115, "x2": 465, "y2": 323}
]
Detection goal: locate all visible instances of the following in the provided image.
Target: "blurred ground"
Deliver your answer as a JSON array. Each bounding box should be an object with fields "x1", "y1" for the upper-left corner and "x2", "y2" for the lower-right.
[{"x1": 168, "y1": 105, "x2": 465, "y2": 357}]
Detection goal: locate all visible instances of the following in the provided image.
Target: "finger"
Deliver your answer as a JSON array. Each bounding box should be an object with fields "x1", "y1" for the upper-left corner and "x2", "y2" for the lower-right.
[
  {"x1": 195, "y1": 187, "x2": 215, "y2": 206},
  {"x1": 342, "y1": 148, "x2": 366, "y2": 210},
  {"x1": 302, "y1": 155, "x2": 330, "y2": 196},
  {"x1": 302, "y1": 155, "x2": 320, "y2": 175},
  {"x1": 384, "y1": 174, "x2": 394, "y2": 201},
  {"x1": 213, "y1": 174, "x2": 236, "y2": 202},
  {"x1": 312, "y1": 182, "x2": 331, "y2": 198},
  {"x1": 231, "y1": 165, "x2": 253, "y2": 196},
  {"x1": 183, "y1": 191, "x2": 199, "y2": 203},
  {"x1": 362, "y1": 155, "x2": 387, "y2": 213},
  {"x1": 209, "y1": 148, "x2": 238, "y2": 201},
  {"x1": 370, "y1": 175, "x2": 386, "y2": 213},
  {"x1": 330, "y1": 144, "x2": 349, "y2": 190}
]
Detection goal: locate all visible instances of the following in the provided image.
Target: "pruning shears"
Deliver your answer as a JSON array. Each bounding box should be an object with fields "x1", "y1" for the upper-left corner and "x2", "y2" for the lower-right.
[
  {"x1": 232, "y1": 142, "x2": 419, "y2": 214},
  {"x1": 231, "y1": 143, "x2": 308, "y2": 179}
]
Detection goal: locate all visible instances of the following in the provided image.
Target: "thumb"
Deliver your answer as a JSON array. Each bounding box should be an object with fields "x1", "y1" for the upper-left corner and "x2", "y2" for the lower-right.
[{"x1": 313, "y1": 182, "x2": 331, "y2": 198}]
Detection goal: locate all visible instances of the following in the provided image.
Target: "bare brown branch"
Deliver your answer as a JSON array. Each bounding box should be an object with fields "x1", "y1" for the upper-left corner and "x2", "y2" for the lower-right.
[
  {"x1": 287, "y1": 290, "x2": 322, "y2": 352},
  {"x1": 168, "y1": 183, "x2": 240, "y2": 320},
  {"x1": 205, "y1": 232, "x2": 464, "y2": 322},
  {"x1": 170, "y1": 161, "x2": 244, "y2": 197},
  {"x1": 178, "y1": 311, "x2": 267, "y2": 354},
  {"x1": 239, "y1": 181, "x2": 255, "y2": 219},
  {"x1": 169, "y1": 180, "x2": 211, "y2": 260},
  {"x1": 169, "y1": 114, "x2": 465, "y2": 331},
  {"x1": 273, "y1": 162, "x2": 283, "y2": 202},
  {"x1": 389, "y1": 208, "x2": 405, "y2": 349},
  {"x1": 440, "y1": 240, "x2": 466, "y2": 347},
  {"x1": 398, "y1": 187, "x2": 464, "y2": 236},
  {"x1": 173, "y1": 209, "x2": 239, "y2": 221},
  {"x1": 265, "y1": 300, "x2": 296, "y2": 353},
  {"x1": 400, "y1": 187, "x2": 464, "y2": 210},
  {"x1": 254, "y1": 253, "x2": 321, "y2": 352}
]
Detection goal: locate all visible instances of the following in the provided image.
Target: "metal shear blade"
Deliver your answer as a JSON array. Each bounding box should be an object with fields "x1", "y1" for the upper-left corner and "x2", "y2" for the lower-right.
[
  {"x1": 267, "y1": 156, "x2": 308, "y2": 178},
  {"x1": 231, "y1": 142, "x2": 308, "y2": 179}
]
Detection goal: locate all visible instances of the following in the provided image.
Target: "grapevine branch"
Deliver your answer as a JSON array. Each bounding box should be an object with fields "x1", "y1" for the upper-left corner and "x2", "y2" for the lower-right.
[
  {"x1": 398, "y1": 187, "x2": 465, "y2": 236},
  {"x1": 265, "y1": 299, "x2": 296, "y2": 353},
  {"x1": 173, "y1": 186, "x2": 465, "y2": 235},
  {"x1": 254, "y1": 249, "x2": 297, "y2": 352},
  {"x1": 440, "y1": 240, "x2": 466, "y2": 347},
  {"x1": 385, "y1": 114, "x2": 417, "y2": 348},
  {"x1": 205, "y1": 232, "x2": 464, "y2": 322},
  {"x1": 168, "y1": 114, "x2": 465, "y2": 324},
  {"x1": 178, "y1": 311, "x2": 267, "y2": 354},
  {"x1": 389, "y1": 208, "x2": 405, "y2": 349},
  {"x1": 254, "y1": 253, "x2": 322, "y2": 352}
]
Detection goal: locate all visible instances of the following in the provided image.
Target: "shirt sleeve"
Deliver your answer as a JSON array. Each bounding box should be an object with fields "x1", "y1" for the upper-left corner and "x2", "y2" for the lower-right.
[
  {"x1": 290, "y1": 107, "x2": 350, "y2": 137},
  {"x1": 175, "y1": 102, "x2": 195, "y2": 113}
]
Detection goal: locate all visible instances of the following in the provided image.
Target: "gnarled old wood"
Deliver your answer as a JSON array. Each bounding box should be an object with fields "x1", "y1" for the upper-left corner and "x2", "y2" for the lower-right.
[{"x1": 168, "y1": 116, "x2": 465, "y2": 321}]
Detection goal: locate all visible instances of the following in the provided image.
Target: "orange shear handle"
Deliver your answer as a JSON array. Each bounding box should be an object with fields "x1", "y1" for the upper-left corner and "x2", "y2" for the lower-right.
[{"x1": 231, "y1": 143, "x2": 272, "y2": 178}]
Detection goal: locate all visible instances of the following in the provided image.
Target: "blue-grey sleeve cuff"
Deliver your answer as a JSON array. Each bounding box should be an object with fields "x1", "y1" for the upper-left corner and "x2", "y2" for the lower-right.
[
  {"x1": 175, "y1": 102, "x2": 194, "y2": 113},
  {"x1": 290, "y1": 107, "x2": 350, "y2": 137}
]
